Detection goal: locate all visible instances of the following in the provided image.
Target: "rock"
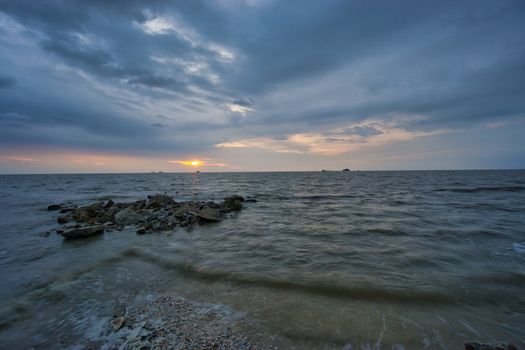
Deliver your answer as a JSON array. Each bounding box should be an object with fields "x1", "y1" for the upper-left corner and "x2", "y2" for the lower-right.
[
  {"x1": 57, "y1": 214, "x2": 74, "y2": 224},
  {"x1": 342, "y1": 168, "x2": 350, "y2": 171},
  {"x1": 60, "y1": 225, "x2": 105, "y2": 239},
  {"x1": 223, "y1": 195, "x2": 244, "y2": 211},
  {"x1": 50, "y1": 194, "x2": 252, "y2": 237},
  {"x1": 103, "y1": 199, "x2": 114, "y2": 209},
  {"x1": 112, "y1": 302, "x2": 127, "y2": 318},
  {"x1": 131, "y1": 199, "x2": 146, "y2": 210},
  {"x1": 74, "y1": 202, "x2": 104, "y2": 224},
  {"x1": 196, "y1": 207, "x2": 222, "y2": 222},
  {"x1": 114, "y1": 208, "x2": 143, "y2": 226},
  {"x1": 146, "y1": 194, "x2": 174, "y2": 209},
  {"x1": 84, "y1": 340, "x2": 103, "y2": 350},
  {"x1": 175, "y1": 203, "x2": 197, "y2": 218},
  {"x1": 111, "y1": 317, "x2": 126, "y2": 332},
  {"x1": 47, "y1": 204, "x2": 61, "y2": 211},
  {"x1": 59, "y1": 207, "x2": 75, "y2": 213},
  {"x1": 99, "y1": 206, "x2": 119, "y2": 223},
  {"x1": 464, "y1": 342, "x2": 518, "y2": 350}
]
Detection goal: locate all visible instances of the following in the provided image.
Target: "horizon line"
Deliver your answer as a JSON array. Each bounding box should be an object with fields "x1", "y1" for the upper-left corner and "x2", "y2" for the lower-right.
[{"x1": 1, "y1": 168, "x2": 524, "y2": 176}]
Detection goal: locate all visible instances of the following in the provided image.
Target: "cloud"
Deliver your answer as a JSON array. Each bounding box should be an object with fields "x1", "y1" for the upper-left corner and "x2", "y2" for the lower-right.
[
  {"x1": 0, "y1": 0, "x2": 524, "y2": 170},
  {"x1": 138, "y1": 17, "x2": 176, "y2": 35},
  {"x1": 216, "y1": 118, "x2": 449, "y2": 155},
  {"x1": 2, "y1": 156, "x2": 39, "y2": 162}
]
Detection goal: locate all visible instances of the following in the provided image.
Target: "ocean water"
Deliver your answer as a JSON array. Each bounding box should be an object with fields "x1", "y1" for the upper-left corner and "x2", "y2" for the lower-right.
[{"x1": 0, "y1": 170, "x2": 524, "y2": 349}]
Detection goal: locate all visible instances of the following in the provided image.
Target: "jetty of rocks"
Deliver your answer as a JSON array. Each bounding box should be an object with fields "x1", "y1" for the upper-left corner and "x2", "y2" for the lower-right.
[{"x1": 47, "y1": 194, "x2": 256, "y2": 239}]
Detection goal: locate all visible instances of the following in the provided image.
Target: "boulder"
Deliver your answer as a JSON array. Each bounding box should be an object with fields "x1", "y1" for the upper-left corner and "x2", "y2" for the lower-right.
[
  {"x1": 196, "y1": 207, "x2": 222, "y2": 222},
  {"x1": 74, "y1": 202, "x2": 104, "y2": 224},
  {"x1": 100, "y1": 206, "x2": 120, "y2": 223},
  {"x1": 111, "y1": 317, "x2": 126, "y2": 332},
  {"x1": 223, "y1": 195, "x2": 244, "y2": 211},
  {"x1": 146, "y1": 194, "x2": 174, "y2": 209},
  {"x1": 174, "y1": 203, "x2": 197, "y2": 218},
  {"x1": 47, "y1": 204, "x2": 61, "y2": 211},
  {"x1": 60, "y1": 225, "x2": 105, "y2": 239},
  {"x1": 114, "y1": 208, "x2": 143, "y2": 226},
  {"x1": 131, "y1": 199, "x2": 147, "y2": 210},
  {"x1": 57, "y1": 215, "x2": 74, "y2": 224}
]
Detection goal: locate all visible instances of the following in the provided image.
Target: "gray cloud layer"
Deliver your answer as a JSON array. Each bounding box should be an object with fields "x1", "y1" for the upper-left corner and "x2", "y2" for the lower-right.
[{"x1": 0, "y1": 0, "x2": 524, "y2": 162}]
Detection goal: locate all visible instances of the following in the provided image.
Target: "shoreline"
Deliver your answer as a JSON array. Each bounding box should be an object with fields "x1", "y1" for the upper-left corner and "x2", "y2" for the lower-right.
[{"x1": 82, "y1": 295, "x2": 281, "y2": 350}]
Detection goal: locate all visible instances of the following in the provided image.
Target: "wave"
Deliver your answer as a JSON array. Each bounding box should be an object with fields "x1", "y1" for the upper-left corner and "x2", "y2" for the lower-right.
[
  {"x1": 434, "y1": 186, "x2": 525, "y2": 193},
  {"x1": 466, "y1": 271, "x2": 525, "y2": 287},
  {"x1": 11, "y1": 248, "x2": 453, "y2": 308},
  {"x1": 253, "y1": 193, "x2": 357, "y2": 201},
  {"x1": 120, "y1": 249, "x2": 453, "y2": 305}
]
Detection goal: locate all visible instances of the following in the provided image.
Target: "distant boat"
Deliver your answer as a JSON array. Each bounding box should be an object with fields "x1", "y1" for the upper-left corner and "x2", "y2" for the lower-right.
[{"x1": 342, "y1": 168, "x2": 351, "y2": 172}]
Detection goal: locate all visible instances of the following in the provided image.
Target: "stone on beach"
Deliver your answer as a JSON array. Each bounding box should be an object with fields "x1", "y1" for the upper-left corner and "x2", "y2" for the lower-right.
[
  {"x1": 57, "y1": 214, "x2": 74, "y2": 224},
  {"x1": 111, "y1": 317, "x2": 126, "y2": 332},
  {"x1": 174, "y1": 203, "x2": 198, "y2": 217},
  {"x1": 74, "y1": 202, "x2": 104, "y2": 224},
  {"x1": 60, "y1": 225, "x2": 105, "y2": 239},
  {"x1": 47, "y1": 204, "x2": 61, "y2": 211},
  {"x1": 223, "y1": 195, "x2": 244, "y2": 211},
  {"x1": 146, "y1": 194, "x2": 174, "y2": 209},
  {"x1": 99, "y1": 206, "x2": 119, "y2": 223},
  {"x1": 196, "y1": 207, "x2": 222, "y2": 222},
  {"x1": 114, "y1": 208, "x2": 143, "y2": 226}
]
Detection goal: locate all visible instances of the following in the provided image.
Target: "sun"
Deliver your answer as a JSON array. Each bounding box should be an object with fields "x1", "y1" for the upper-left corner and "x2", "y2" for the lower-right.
[{"x1": 168, "y1": 159, "x2": 206, "y2": 167}]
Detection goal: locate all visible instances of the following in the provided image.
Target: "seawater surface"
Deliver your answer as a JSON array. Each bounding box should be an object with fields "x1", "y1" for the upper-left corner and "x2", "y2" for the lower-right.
[{"x1": 0, "y1": 171, "x2": 524, "y2": 349}]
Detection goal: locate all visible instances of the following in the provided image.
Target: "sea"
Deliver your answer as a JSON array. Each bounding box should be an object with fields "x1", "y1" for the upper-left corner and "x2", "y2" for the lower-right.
[{"x1": 0, "y1": 170, "x2": 524, "y2": 349}]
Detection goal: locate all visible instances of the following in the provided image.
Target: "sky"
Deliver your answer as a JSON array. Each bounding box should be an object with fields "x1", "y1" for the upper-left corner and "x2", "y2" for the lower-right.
[{"x1": 0, "y1": 0, "x2": 524, "y2": 173}]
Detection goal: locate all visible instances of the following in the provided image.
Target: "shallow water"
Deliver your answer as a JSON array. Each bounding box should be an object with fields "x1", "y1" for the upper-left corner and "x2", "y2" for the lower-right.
[{"x1": 0, "y1": 170, "x2": 524, "y2": 349}]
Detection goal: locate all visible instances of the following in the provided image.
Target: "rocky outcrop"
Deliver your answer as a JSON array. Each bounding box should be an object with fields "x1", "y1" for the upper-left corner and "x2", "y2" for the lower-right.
[
  {"x1": 60, "y1": 225, "x2": 105, "y2": 239},
  {"x1": 222, "y1": 195, "x2": 244, "y2": 211},
  {"x1": 50, "y1": 194, "x2": 255, "y2": 238}
]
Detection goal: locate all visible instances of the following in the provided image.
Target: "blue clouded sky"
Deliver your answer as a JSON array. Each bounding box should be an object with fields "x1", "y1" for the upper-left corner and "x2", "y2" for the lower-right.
[{"x1": 0, "y1": 0, "x2": 524, "y2": 173}]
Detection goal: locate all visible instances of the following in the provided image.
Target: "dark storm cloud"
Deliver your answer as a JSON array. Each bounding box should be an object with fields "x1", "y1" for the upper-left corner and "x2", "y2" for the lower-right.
[{"x1": 0, "y1": 0, "x2": 524, "y2": 159}]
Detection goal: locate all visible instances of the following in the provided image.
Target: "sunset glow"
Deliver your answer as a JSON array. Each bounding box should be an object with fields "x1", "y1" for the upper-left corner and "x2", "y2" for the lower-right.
[
  {"x1": 169, "y1": 160, "x2": 203, "y2": 167},
  {"x1": 167, "y1": 159, "x2": 227, "y2": 168}
]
